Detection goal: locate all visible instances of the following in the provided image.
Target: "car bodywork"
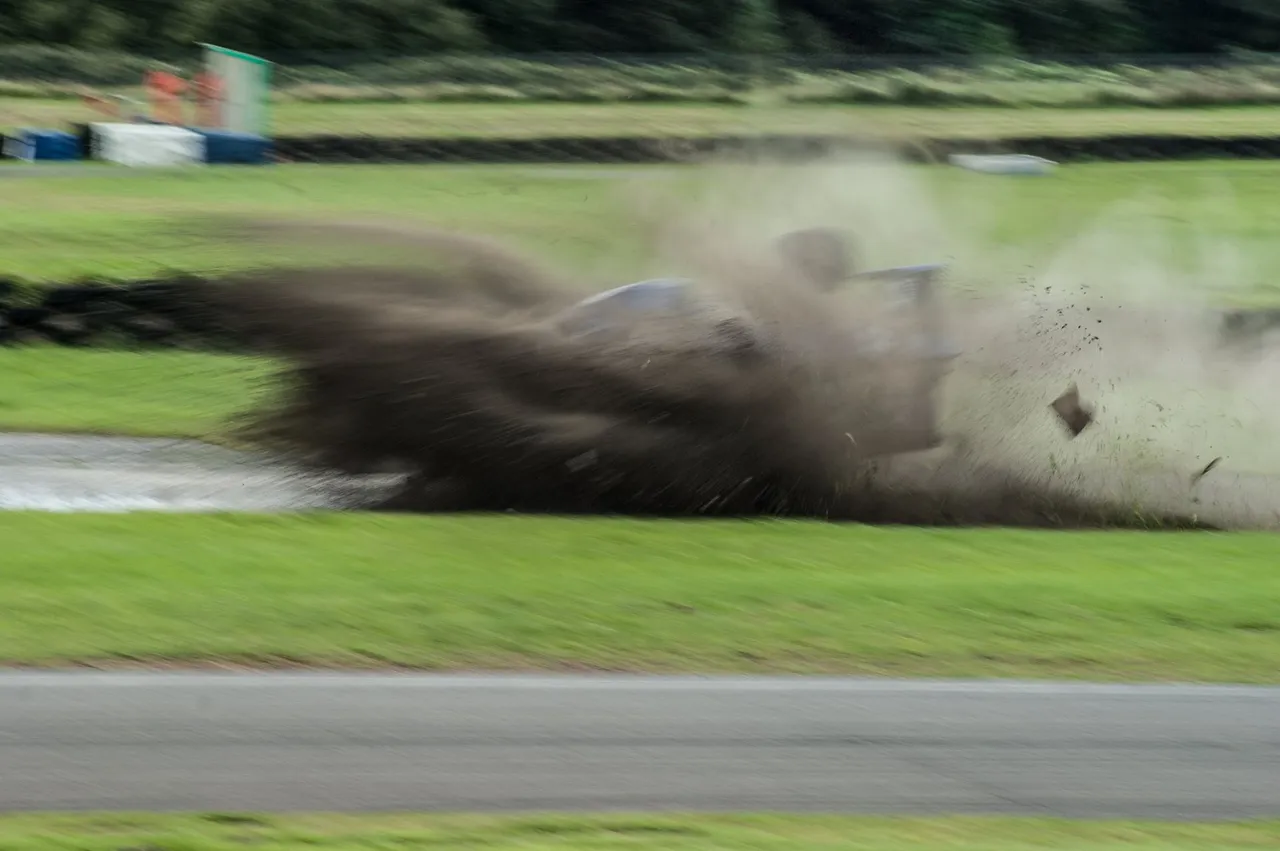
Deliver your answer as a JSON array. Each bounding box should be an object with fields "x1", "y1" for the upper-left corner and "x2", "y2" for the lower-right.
[{"x1": 551, "y1": 231, "x2": 961, "y2": 457}]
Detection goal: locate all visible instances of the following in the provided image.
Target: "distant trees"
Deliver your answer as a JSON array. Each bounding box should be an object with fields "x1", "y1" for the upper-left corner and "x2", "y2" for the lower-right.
[{"x1": 0, "y1": 0, "x2": 1277, "y2": 57}]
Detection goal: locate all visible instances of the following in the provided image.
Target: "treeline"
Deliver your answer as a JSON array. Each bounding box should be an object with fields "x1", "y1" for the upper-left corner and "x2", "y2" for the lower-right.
[{"x1": 0, "y1": 0, "x2": 1277, "y2": 58}]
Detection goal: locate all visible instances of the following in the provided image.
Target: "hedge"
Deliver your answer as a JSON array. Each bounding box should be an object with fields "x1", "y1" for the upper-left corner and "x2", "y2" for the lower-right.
[{"x1": 17, "y1": 47, "x2": 1280, "y2": 109}]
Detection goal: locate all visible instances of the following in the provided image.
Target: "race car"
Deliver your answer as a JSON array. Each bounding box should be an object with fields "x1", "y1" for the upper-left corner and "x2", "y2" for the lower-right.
[{"x1": 550, "y1": 228, "x2": 961, "y2": 456}]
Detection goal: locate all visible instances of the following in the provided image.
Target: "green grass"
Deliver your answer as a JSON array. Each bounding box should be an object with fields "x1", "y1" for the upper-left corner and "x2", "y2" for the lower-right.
[
  {"x1": 16, "y1": 98, "x2": 1280, "y2": 139},
  {"x1": 0, "y1": 348, "x2": 271, "y2": 438},
  {"x1": 4, "y1": 514, "x2": 1280, "y2": 680},
  {"x1": 0, "y1": 161, "x2": 1277, "y2": 682},
  {"x1": 0, "y1": 163, "x2": 646, "y2": 280},
  {"x1": 0, "y1": 815, "x2": 1278, "y2": 851},
  {"x1": 2, "y1": 159, "x2": 1280, "y2": 440},
  {"x1": 4, "y1": 159, "x2": 1280, "y2": 295}
]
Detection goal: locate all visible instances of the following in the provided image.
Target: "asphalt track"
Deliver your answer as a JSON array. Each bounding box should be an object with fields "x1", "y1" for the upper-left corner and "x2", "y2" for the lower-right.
[
  {"x1": 1, "y1": 673, "x2": 1279, "y2": 818},
  {"x1": 3, "y1": 434, "x2": 1278, "y2": 818}
]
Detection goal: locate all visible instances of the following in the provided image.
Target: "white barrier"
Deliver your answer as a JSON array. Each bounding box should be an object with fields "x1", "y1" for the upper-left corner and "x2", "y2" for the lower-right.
[
  {"x1": 948, "y1": 153, "x2": 1057, "y2": 175},
  {"x1": 91, "y1": 123, "x2": 206, "y2": 167}
]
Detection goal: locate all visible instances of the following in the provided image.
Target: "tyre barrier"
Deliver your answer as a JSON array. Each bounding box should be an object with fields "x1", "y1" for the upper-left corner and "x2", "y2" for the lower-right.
[
  {"x1": 2, "y1": 272, "x2": 1279, "y2": 353},
  {"x1": 267, "y1": 134, "x2": 1280, "y2": 165},
  {"x1": 16, "y1": 130, "x2": 1280, "y2": 167}
]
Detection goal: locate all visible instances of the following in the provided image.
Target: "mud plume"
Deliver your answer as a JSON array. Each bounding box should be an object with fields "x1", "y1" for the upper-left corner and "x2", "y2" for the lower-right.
[
  {"x1": 202, "y1": 211, "x2": 1228, "y2": 528},
  {"x1": 192, "y1": 151, "x2": 1280, "y2": 529},
  {"x1": 213, "y1": 245, "x2": 859, "y2": 517}
]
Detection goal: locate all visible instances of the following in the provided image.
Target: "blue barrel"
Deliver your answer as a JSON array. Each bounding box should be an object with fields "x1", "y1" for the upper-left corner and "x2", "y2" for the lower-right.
[{"x1": 4, "y1": 128, "x2": 81, "y2": 161}]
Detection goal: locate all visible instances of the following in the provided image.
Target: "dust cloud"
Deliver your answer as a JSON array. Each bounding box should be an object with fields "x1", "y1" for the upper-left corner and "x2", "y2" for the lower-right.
[{"x1": 205, "y1": 152, "x2": 1280, "y2": 529}]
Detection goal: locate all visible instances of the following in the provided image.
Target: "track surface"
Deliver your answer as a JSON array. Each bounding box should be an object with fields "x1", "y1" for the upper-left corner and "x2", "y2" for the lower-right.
[
  {"x1": 4, "y1": 435, "x2": 1279, "y2": 818},
  {"x1": 2, "y1": 673, "x2": 1279, "y2": 818}
]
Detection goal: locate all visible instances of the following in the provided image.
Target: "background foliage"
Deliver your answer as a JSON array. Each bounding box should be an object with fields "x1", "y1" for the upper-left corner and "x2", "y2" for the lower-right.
[{"x1": 0, "y1": 0, "x2": 1277, "y2": 57}]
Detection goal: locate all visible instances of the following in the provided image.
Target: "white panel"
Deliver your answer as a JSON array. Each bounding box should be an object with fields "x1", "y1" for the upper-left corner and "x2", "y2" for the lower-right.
[
  {"x1": 91, "y1": 123, "x2": 206, "y2": 167},
  {"x1": 203, "y1": 46, "x2": 268, "y2": 135}
]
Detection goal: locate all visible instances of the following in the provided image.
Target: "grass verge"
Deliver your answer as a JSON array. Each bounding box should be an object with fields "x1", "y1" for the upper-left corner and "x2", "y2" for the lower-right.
[
  {"x1": 1, "y1": 814, "x2": 1279, "y2": 851},
  {"x1": 0, "y1": 163, "x2": 645, "y2": 280},
  {"x1": 4, "y1": 160, "x2": 1280, "y2": 298},
  {"x1": 4, "y1": 515, "x2": 1279, "y2": 680},
  {"x1": 16, "y1": 99, "x2": 1280, "y2": 140},
  {"x1": 0, "y1": 348, "x2": 271, "y2": 439}
]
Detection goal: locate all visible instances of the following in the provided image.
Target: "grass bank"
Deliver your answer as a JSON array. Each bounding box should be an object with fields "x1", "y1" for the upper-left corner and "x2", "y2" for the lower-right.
[
  {"x1": 15, "y1": 99, "x2": 1280, "y2": 140},
  {"x1": 4, "y1": 514, "x2": 1279, "y2": 680},
  {"x1": 1, "y1": 814, "x2": 1278, "y2": 851}
]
